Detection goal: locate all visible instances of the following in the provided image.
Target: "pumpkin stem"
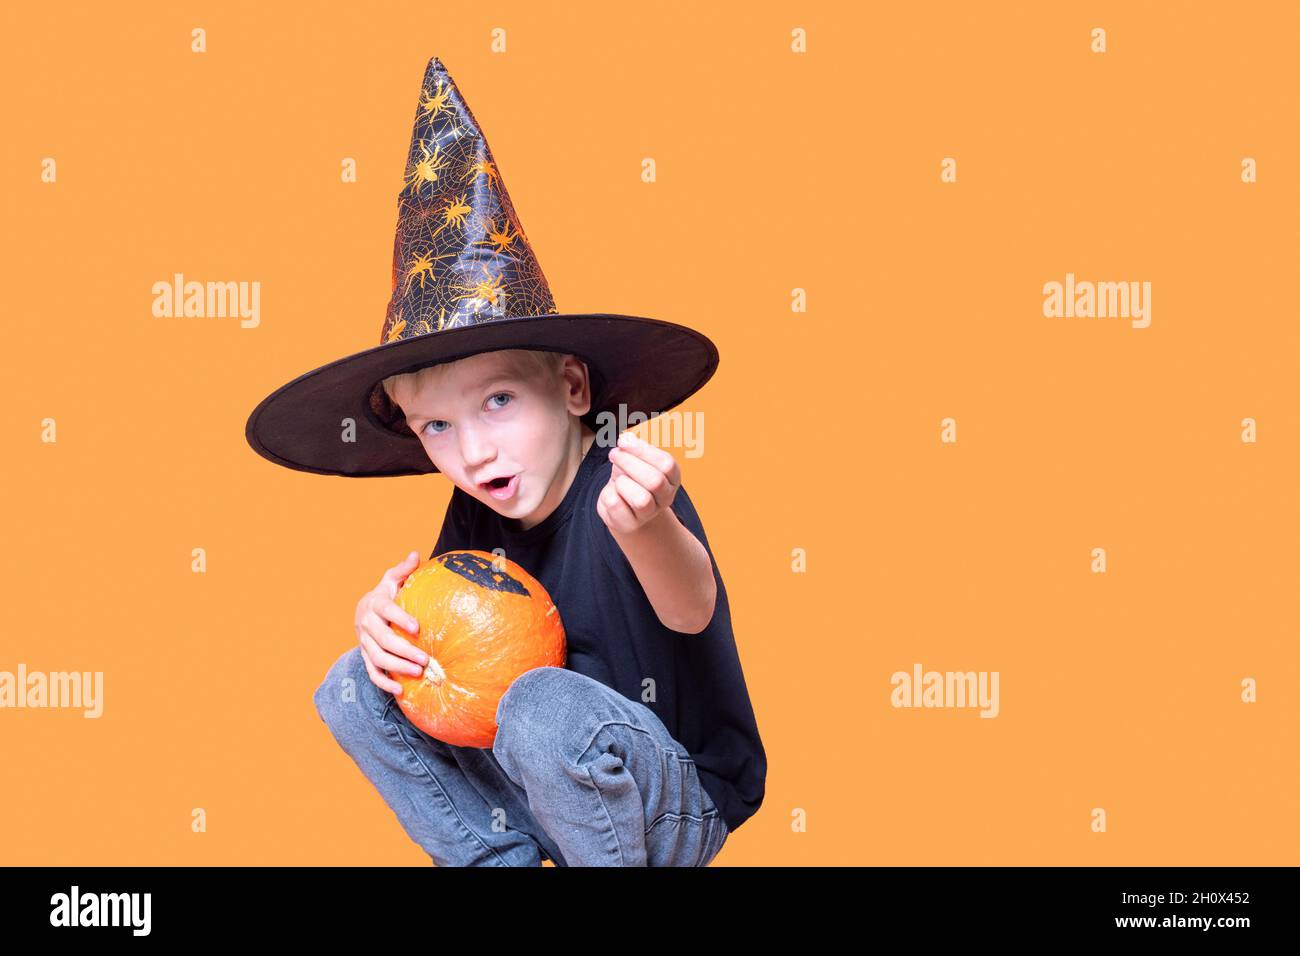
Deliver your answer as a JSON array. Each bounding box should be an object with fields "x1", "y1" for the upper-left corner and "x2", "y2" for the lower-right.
[{"x1": 423, "y1": 656, "x2": 446, "y2": 686}]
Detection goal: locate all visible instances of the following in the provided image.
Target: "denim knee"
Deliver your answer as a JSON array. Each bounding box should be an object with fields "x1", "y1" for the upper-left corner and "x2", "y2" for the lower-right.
[
  {"x1": 314, "y1": 646, "x2": 388, "y2": 739},
  {"x1": 492, "y1": 665, "x2": 614, "y2": 766}
]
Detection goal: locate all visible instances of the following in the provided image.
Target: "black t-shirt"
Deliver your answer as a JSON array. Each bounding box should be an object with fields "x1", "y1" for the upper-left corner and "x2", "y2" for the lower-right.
[{"x1": 428, "y1": 434, "x2": 766, "y2": 833}]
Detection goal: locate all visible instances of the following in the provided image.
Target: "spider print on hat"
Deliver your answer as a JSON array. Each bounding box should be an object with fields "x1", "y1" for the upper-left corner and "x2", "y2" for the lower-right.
[{"x1": 380, "y1": 59, "x2": 558, "y2": 345}]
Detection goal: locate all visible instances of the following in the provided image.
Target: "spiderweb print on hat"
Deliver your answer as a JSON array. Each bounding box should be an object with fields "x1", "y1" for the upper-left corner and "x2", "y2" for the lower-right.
[{"x1": 378, "y1": 57, "x2": 559, "y2": 346}]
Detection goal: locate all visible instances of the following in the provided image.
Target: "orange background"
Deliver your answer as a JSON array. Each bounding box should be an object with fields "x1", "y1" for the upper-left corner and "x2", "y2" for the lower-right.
[{"x1": 3, "y1": 1, "x2": 1297, "y2": 865}]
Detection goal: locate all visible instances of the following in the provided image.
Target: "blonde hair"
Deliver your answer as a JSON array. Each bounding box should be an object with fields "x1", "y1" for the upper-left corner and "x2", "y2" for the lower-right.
[{"x1": 381, "y1": 348, "x2": 568, "y2": 412}]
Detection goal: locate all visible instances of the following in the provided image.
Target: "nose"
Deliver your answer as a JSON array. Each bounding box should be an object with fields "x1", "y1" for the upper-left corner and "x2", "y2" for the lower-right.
[{"x1": 458, "y1": 425, "x2": 496, "y2": 474}]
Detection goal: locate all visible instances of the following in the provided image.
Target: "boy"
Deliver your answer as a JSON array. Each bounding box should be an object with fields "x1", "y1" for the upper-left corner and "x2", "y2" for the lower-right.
[
  {"x1": 244, "y1": 57, "x2": 765, "y2": 866},
  {"x1": 316, "y1": 346, "x2": 765, "y2": 865}
]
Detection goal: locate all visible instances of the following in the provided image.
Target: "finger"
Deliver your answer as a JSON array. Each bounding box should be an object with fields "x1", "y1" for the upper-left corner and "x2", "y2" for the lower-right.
[
  {"x1": 377, "y1": 599, "x2": 421, "y2": 637},
  {"x1": 361, "y1": 645, "x2": 404, "y2": 696},
  {"x1": 361, "y1": 644, "x2": 403, "y2": 695},
  {"x1": 595, "y1": 482, "x2": 624, "y2": 532},
  {"x1": 609, "y1": 446, "x2": 674, "y2": 510},
  {"x1": 613, "y1": 473, "x2": 656, "y2": 515},
  {"x1": 383, "y1": 550, "x2": 420, "y2": 579},
  {"x1": 600, "y1": 478, "x2": 639, "y2": 531},
  {"x1": 615, "y1": 433, "x2": 680, "y2": 486},
  {"x1": 361, "y1": 621, "x2": 426, "y2": 671},
  {"x1": 365, "y1": 612, "x2": 429, "y2": 665},
  {"x1": 595, "y1": 481, "x2": 631, "y2": 535},
  {"x1": 361, "y1": 634, "x2": 405, "y2": 697},
  {"x1": 363, "y1": 637, "x2": 423, "y2": 682},
  {"x1": 381, "y1": 551, "x2": 421, "y2": 590}
]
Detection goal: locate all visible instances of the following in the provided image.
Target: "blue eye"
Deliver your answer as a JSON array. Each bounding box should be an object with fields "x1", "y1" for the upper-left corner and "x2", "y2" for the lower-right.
[{"x1": 421, "y1": 393, "x2": 510, "y2": 437}]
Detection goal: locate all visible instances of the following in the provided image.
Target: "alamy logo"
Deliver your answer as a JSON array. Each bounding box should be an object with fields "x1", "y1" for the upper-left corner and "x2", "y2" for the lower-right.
[
  {"x1": 151, "y1": 272, "x2": 261, "y2": 328},
  {"x1": 49, "y1": 885, "x2": 151, "y2": 936},
  {"x1": 0, "y1": 664, "x2": 103, "y2": 717},
  {"x1": 890, "y1": 663, "x2": 1000, "y2": 718},
  {"x1": 1043, "y1": 272, "x2": 1151, "y2": 328},
  {"x1": 592, "y1": 404, "x2": 705, "y2": 458}
]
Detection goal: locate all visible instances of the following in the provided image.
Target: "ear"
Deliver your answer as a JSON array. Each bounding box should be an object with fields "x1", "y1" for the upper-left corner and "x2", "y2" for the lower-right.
[{"x1": 559, "y1": 354, "x2": 592, "y2": 417}]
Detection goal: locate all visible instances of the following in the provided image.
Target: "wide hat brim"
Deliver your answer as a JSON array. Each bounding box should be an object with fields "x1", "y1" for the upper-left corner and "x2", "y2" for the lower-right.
[{"x1": 244, "y1": 313, "x2": 718, "y2": 477}]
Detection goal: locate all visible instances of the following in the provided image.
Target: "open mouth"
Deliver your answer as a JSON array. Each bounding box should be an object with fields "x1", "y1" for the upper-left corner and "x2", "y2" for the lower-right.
[{"x1": 480, "y1": 473, "x2": 520, "y2": 500}]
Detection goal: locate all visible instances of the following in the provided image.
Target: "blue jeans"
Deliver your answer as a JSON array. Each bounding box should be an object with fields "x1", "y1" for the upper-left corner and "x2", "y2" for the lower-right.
[{"x1": 313, "y1": 647, "x2": 729, "y2": 866}]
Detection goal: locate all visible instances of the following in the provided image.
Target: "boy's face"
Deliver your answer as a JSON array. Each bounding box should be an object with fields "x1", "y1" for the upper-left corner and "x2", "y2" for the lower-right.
[{"x1": 394, "y1": 350, "x2": 591, "y2": 528}]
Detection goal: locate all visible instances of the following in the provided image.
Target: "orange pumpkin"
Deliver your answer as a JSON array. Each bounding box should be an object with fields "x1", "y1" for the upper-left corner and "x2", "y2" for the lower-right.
[{"x1": 389, "y1": 550, "x2": 566, "y2": 747}]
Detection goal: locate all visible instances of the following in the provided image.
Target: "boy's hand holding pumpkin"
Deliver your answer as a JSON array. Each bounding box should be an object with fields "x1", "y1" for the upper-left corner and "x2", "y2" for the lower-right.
[{"x1": 353, "y1": 551, "x2": 430, "y2": 696}]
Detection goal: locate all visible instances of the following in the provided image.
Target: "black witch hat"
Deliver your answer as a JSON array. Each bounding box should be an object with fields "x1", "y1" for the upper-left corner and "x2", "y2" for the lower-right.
[{"x1": 244, "y1": 56, "x2": 718, "y2": 477}]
